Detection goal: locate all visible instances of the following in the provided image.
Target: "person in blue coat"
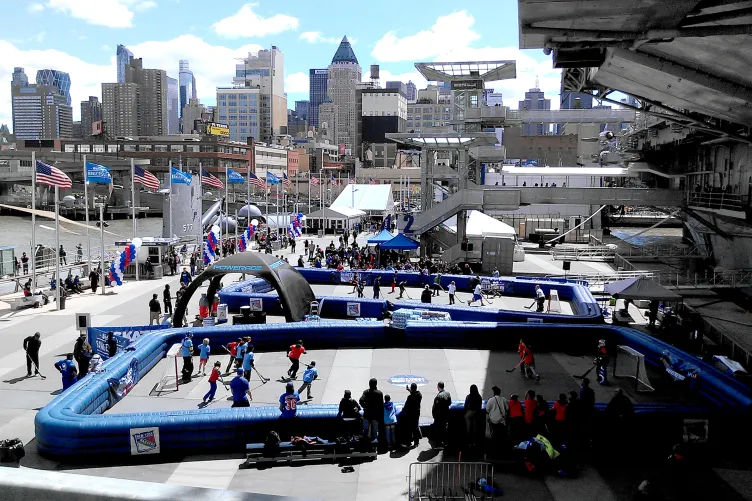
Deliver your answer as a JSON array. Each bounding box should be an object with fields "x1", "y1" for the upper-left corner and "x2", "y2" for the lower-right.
[
  {"x1": 54, "y1": 353, "x2": 78, "y2": 391},
  {"x1": 180, "y1": 268, "x2": 192, "y2": 286},
  {"x1": 181, "y1": 332, "x2": 194, "y2": 380}
]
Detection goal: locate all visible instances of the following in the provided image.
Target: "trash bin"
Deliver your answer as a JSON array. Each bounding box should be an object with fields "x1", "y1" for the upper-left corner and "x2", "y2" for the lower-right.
[
  {"x1": 59, "y1": 293, "x2": 66, "y2": 310},
  {"x1": 0, "y1": 438, "x2": 25, "y2": 463}
]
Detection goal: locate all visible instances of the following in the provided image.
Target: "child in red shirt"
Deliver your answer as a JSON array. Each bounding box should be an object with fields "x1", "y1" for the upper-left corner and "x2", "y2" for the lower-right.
[
  {"x1": 203, "y1": 361, "x2": 223, "y2": 403},
  {"x1": 522, "y1": 345, "x2": 540, "y2": 381},
  {"x1": 287, "y1": 340, "x2": 306, "y2": 379}
]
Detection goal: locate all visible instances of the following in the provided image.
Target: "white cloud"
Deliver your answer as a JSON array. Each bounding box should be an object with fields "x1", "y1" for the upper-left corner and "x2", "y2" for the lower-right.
[
  {"x1": 45, "y1": 0, "x2": 152, "y2": 28},
  {"x1": 0, "y1": 35, "x2": 265, "y2": 129},
  {"x1": 371, "y1": 11, "x2": 479, "y2": 63},
  {"x1": 33, "y1": 32, "x2": 46, "y2": 43},
  {"x1": 131, "y1": 0, "x2": 156, "y2": 12},
  {"x1": 27, "y1": 3, "x2": 44, "y2": 13},
  {"x1": 102, "y1": 44, "x2": 112, "y2": 52},
  {"x1": 285, "y1": 72, "x2": 308, "y2": 95},
  {"x1": 370, "y1": 11, "x2": 562, "y2": 109},
  {"x1": 299, "y1": 32, "x2": 339, "y2": 44},
  {"x1": 212, "y1": 4, "x2": 299, "y2": 39}
]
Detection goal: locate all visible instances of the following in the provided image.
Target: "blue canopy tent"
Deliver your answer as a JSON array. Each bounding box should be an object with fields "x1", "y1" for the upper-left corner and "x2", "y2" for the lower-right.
[
  {"x1": 380, "y1": 233, "x2": 420, "y2": 250},
  {"x1": 368, "y1": 229, "x2": 395, "y2": 245}
]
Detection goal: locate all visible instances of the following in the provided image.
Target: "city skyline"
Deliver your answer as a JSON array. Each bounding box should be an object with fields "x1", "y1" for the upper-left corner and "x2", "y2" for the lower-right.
[{"x1": 0, "y1": 2, "x2": 562, "y2": 130}]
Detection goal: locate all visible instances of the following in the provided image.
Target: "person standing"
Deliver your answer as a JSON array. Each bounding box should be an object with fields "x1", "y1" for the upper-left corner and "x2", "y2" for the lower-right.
[
  {"x1": 181, "y1": 333, "x2": 194, "y2": 379},
  {"x1": 398, "y1": 383, "x2": 423, "y2": 449},
  {"x1": 485, "y1": 386, "x2": 509, "y2": 450},
  {"x1": 180, "y1": 268, "x2": 192, "y2": 287},
  {"x1": 76, "y1": 243, "x2": 83, "y2": 264},
  {"x1": 297, "y1": 361, "x2": 318, "y2": 400},
  {"x1": 106, "y1": 331, "x2": 118, "y2": 358},
  {"x1": 163, "y1": 285, "x2": 173, "y2": 316},
  {"x1": 464, "y1": 384, "x2": 484, "y2": 449},
  {"x1": 360, "y1": 378, "x2": 385, "y2": 445},
  {"x1": 535, "y1": 285, "x2": 546, "y2": 313},
  {"x1": 235, "y1": 337, "x2": 247, "y2": 371},
  {"x1": 59, "y1": 245, "x2": 67, "y2": 266},
  {"x1": 54, "y1": 354, "x2": 78, "y2": 391},
  {"x1": 523, "y1": 390, "x2": 538, "y2": 438},
  {"x1": 198, "y1": 338, "x2": 211, "y2": 376},
  {"x1": 230, "y1": 368, "x2": 252, "y2": 407},
  {"x1": 225, "y1": 338, "x2": 241, "y2": 374},
  {"x1": 448, "y1": 281, "x2": 456, "y2": 305},
  {"x1": 148, "y1": 294, "x2": 161, "y2": 325},
  {"x1": 23, "y1": 332, "x2": 42, "y2": 377},
  {"x1": 398, "y1": 280, "x2": 407, "y2": 299},
  {"x1": 596, "y1": 339, "x2": 609, "y2": 385},
  {"x1": 242, "y1": 344, "x2": 255, "y2": 381},
  {"x1": 73, "y1": 332, "x2": 90, "y2": 377},
  {"x1": 337, "y1": 390, "x2": 363, "y2": 439},
  {"x1": 287, "y1": 340, "x2": 305, "y2": 379},
  {"x1": 507, "y1": 394, "x2": 524, "y2": 444},
  {"x1": 279, "y1": 382, "x2": 300, "y2": 440},
  {"x1": 21, "y1": 252, "x2": 29, "y2": 275},
  {"x1": 291, "y1": 238, "x2": 296, "y2": 254},
  {"x1": 432, "y1": 273, "x2": 442, "y2": 297},
  {"x1": 391, "y1": 271, "x2": 398, "y2": 294},
  {"x1": 432, "y1": 381, "x2": 452, "y2": 448},
  {"x1": 88, "y1": 267, "x2": 99, "y2": 294},
  {"x1": 190, "y1": 253, "x2": 197, "y2": 276},
  {"x1": 552, "y1": 393, "x2": 568, "y2": 441},
  {"x1": 522, "y1": 344, "x2": 540, "y2": 381},
  {"x1": 421, "y1": 285, "x2": 432, "y2": 304},
  {"x1": 373, "y1": 277, "x2": 381, "y2": 299},
  {"x1": 203, "y1": 361, "x2": 223, "y2": 403},
  {"x1": 384, "y1": 394, "x2": 398, "y2": 450}
]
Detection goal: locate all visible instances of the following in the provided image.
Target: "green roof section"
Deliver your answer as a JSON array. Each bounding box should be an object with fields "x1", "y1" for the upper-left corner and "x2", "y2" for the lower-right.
[{"x1": 331, "y1": 36, "x2": 359, "y2": 65}]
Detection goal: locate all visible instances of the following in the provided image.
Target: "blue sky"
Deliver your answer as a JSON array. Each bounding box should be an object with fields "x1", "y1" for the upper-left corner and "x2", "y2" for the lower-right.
[{"x1": 0, "y1": 1, "x2": 564, "y2": 128}]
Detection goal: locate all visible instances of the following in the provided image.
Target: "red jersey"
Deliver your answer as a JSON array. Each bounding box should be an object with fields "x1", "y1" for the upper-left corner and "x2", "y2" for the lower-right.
[
  {"x1": 508, "y1": 399, "x2": 523, "y2": 418},
  {"x1": 553, "y1": 401, "x2": 567, "y2": 421},
  {"x1": 227, "y1": 342, "x2": 238, "y2": 356},
  {"x1": 524, "y1": 398, "x2": 537, "y2": 424},
  {"x1": 289, "y1": 345, "x2": 306, "y2": 360},
  {"x1": 518, "y1": 342, "x2": 526, "y2": 358},
  {"x1": 208, "y1": 367, "x2": 221, "y2": 382},
  {"x1": 523, "y1": 347, "x2": 535, "y2": 365}
]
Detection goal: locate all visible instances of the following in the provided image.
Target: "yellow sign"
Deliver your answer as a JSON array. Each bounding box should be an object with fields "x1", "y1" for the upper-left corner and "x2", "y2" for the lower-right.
[{"x1": 207, "y1": 123, "x2": 230, "y2": 137}]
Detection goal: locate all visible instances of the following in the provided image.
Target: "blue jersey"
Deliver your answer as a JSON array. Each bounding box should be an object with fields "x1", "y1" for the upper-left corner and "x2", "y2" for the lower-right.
[
  {"x1": 230, "y1": 376, "x2": 250, "y2": 402},
  {"x1": 235, "y1": 343, "x2": 246, "y2": 360},
  {"x1": 181, "y1": 339, "x2": 193, "y2": 357},
  {"x1": 55, "y1": 359, "x2": 77, "y2": 379},
  {"x1": 199, "y1": 344, "x2": 211, "y2": 359},
  {"x1": 242, "y1": 351, "x2": 255, "y2": 371},
  {"x1": 280, "y1": 392, "x2": 300, "y2": 418},
  {"x1": 302, "y1": 367, "x2": 318, "y2": 383}
]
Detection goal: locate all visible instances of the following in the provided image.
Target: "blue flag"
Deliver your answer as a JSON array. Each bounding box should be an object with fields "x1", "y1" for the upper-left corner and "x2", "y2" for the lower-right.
[
  {"x1": 85, "y1": 162, "x2": 112, "y2": 184},
  {"x1": 227, "y1": 169, "x2": 245, "y2": 184},
  {"x1": 171, "y1": 167, "x2": 192, "y2": 186},
  {"x1": 266, "y1": 171, "x2": 280, "y2": 185}
]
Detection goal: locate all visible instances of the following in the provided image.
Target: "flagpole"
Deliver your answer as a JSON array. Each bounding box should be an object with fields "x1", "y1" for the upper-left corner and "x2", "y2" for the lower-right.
[
  {"x1": 168, "y1": 160, "x2": 173, "y2": 239},
  {"x1": 82, "y1": 154, "x2": 91, "y2": 274},
  {"x1": 130, "y1": 158, "x2": 138, "y2": 281},
  {"x1": 31, "y1": 152, "x2": 36, "y2": 291},
  {"x1": 99, "y1": 202, "x2": 105, "y2": 296},
  {"x1": 225, "y1": 163, "x2": 229, "y2": 253},
  {"x1": 264, "y1": 177, "x2": 268, "y2": 237},
  {"x1": 234, "y1": 208, "x2": 238, "y2": 254},
  {"x1": 54, "y1": 185, "x2": 61, "y2": 310},
  {"x1": 197, "y1": 163, "x2": 203, "y2": 266}
]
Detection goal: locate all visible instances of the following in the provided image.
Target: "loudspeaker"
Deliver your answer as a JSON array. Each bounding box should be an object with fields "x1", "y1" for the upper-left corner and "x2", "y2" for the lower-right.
[
  {"x1": 461, "y1": 243, "x2": 474, "y2": 251},
  {"x1": 563, "y1": 261, "x2": 571, "y2": 271}
]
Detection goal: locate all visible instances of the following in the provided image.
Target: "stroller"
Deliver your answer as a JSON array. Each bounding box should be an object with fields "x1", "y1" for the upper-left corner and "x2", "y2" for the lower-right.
[{"x1": 514, "y1": 434, "x2": 578, "y2": 477}]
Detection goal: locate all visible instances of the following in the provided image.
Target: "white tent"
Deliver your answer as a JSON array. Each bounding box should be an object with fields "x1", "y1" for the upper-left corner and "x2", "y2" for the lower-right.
[
  {"x1": 331, "y1": 184, "x2": 394, "y2": 215},
  {"x1": 444, "y1": 211, "x2": 516, "y2": 238},
  {"x1": 306, "y1": 206, "x2": 366, "y2": 232}
]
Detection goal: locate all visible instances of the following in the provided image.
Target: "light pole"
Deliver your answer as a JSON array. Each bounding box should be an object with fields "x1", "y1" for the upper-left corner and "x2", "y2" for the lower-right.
[{"x1": 96, "y1": 202, "x2": 106, "y2": 296}]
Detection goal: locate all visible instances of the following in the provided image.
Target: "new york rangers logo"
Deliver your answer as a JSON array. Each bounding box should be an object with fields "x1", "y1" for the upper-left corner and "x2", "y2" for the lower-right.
[{"x1": 133, "y1": 430, "x2": 157, "y2": 453}]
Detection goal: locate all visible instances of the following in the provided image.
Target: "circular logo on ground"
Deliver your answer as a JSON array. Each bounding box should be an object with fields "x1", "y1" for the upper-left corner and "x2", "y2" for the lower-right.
[{"x1": 388, "y1": 375, "x2": 428, "y2": 386}]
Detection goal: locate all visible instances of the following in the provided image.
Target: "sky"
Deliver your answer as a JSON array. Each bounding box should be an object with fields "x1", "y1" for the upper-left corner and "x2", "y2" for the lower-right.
[{"x1": 0, "y1": 0, "x2": 565, "y2": 130}]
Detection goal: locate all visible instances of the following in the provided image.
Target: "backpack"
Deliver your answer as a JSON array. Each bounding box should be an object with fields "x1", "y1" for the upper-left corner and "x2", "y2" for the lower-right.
[{"x1": 263, "y1": 431, "x2": 281, "y2": 457}]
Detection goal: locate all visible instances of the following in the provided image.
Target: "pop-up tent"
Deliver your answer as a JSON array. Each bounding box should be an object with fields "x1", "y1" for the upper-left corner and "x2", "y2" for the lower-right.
[
  {"x1": 604, "y1": 275, "x2": 682, "y2": 301},
  {"x1": 368, "y1": 228, "x2": 395, "y2": 244},
  {"x1": 380, "y1": 233, "x2": 420, "y2": 250}
]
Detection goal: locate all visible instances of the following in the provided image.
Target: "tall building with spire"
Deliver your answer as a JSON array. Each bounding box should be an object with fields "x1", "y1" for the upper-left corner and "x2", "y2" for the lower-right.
[
  {"x1": 518, "y1": 77, "x2": 550, "y2": 135},
  {"x1": 326, "y1": 36, "x2": 361, "y2": 154}
]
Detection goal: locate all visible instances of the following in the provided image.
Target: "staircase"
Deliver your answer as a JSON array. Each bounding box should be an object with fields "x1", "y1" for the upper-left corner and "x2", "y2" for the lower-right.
[
  {"x1": 427, "y1": 225, "x2": 458, "y2": 250},
  {"x1": 411, "y1": 190, "x2": 484, "y2": 235}
]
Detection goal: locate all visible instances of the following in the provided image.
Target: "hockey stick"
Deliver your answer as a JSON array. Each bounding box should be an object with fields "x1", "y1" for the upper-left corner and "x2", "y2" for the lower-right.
[
  {"x1": 506, "y1": 359, "x2": 525, "y2": 373},
  {"x1": 524, "y1": 300, "x2": 536, "y2": 310},
  {"x1": 253, "y1": 365, "x2": 270, "y2": 383},
  {"x1": 25, "y1": 351, "x2": 46, "y2": 379},
  {"x1": 572, "y1": 365, "x2": 596, "y2": 380}
]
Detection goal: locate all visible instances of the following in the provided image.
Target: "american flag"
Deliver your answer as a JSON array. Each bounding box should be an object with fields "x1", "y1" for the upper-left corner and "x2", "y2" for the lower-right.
[
  {"x1": 35, "y1": 160, "x2": 72, "y2": 188},
  {"x1": 133, "y1": 165, "x2": 160, "y2": 191},
  {"x1": 348, "y1": 177, "x2": 355, "y2": 184},
  {"x1": 202, "y1": 169, "x2": 224, "y2": 189},
  {"x1": 310, "y1": 176, "x2": 320, "y2": 186},
  {"x1": 248, "y1": 171, "x2": 265, "y2": 188},
  {"x1": 283, "y1": 173, "x2": 291, "y2": 189},
  {"x1": 369, "y1": 178, "x2": 378, "y2": 185}
]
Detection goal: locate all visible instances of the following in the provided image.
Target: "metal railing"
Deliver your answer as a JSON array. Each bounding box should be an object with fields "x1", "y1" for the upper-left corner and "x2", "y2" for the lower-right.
[
  {"x1": 408, "y1": 462, "x2": 495, "y2": 500},
  {"x1": 621, "y1": 243, "x2": 704, "y2": 259},
  {"x1": 547, "y1": 270, "x2": 654, "y2": 285},
  {"x1": 554, "y1": 268, "x2": 752, "y2": 289},
  {"x1": 551, "y1": 245, "x2": 615, "y2": 261},
  {"x1": 688, "y1": 192, "x2": 748, "y2": 212},
  {"x1": 613, "y1": 253, "x2": 638, "y2": 272}
]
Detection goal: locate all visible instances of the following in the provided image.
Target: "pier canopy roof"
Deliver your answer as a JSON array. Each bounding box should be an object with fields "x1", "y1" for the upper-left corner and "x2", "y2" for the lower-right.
[
  {"x1": 386, "y1": 132, "x2": 498, "y2": 149},
  {"x1": 415, "y1": 61, "x2": 516, "y2": 82}
]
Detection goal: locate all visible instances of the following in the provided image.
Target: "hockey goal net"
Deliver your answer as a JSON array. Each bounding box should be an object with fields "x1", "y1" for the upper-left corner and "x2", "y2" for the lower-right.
[
  {"x1": 614, "y1": 345, "x2": 655, "y2": 392},
  {"x1": 154, "y1": 343, "x2": 181, "y2": 394}
]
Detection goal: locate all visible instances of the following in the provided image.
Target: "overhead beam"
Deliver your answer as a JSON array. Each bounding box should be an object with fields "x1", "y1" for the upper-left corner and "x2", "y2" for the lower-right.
[
  {"x1": 680, "y1": 6, "x2": 752, "y2": 26},
  {"x1": 524, "y1": 23, "x2": 752, "y2": 41}
]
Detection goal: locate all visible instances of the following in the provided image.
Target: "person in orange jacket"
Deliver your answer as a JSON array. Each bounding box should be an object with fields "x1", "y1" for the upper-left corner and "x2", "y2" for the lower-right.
[{"x1": 522, "y1": 345, "x2": 540, "y2": 381}]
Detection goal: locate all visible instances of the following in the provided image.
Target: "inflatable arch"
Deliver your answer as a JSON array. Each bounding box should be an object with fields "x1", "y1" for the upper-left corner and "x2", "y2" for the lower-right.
[{"x1": 172, "y1": 253, "x2": 316, "y2": 326}]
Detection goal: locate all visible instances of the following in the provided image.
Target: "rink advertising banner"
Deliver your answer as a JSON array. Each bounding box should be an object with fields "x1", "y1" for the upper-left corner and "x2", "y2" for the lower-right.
[
  {"x1": 130, "y1": 427, "x2": 161, "y2": 455},
  {"x1": 88, "y1": 325, "x2": 169, "y2": 358},
  {"x1": 108, "y1": 357, "x2": 139, "y2": 402}
]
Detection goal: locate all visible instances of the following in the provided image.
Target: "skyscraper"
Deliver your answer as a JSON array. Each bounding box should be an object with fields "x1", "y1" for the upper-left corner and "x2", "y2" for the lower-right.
[
  {"x1": 116, "y1": 44, "x2": 133, "y2": 84},
  {"x1": 385, "y1": 81, "x2": 407, "y2": 96},
  {"x1": 166, "y1": 76, "x2": 179, "y2": 135},
  {"x1": 178, "y1": 59, "x2": 196, "y2": 122},
  {"x1": 80, "y1": 96, "x2": 102, "y2": 137},
  {"x1": 215, "y1": 87, "x2": 260, "y2": 143},
  {"x1": 294, "y1": 100, "x2": 309, "y2": 121},
  {"x1": 125, "y1": 57, "x2": 168, "y2": 136},
  {"x1": 12, "y1": 67, "x2": 72, "y2": 140},
  {"x1": 308, "y1": 68, "x2": 328, "y2": 129},
  {"x1": 518, "y1": 83, "x2": 551, "y2": 135},
  {"x1": 181, "y1": 97, "x2": 205, "y2": 134},
  {"x1": 327, "y1": 36, "x2": 361, "y2": 154},
  {"x1": 36, "y1": 69, "x2": 71, "y2": 106},
  {"x1": 233, "y1": 46, "x2": 286, "y2": 142},
  {"x1": 102, "y1": 83, "x2": 138, "y2": 137},
  {"x1": 406, "y1": 81, "x2": 417, "y2": 101}
]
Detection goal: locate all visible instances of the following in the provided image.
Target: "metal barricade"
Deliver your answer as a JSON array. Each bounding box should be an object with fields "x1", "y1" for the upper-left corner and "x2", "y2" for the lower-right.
[{"x1": 407, "y1": 461, "x2": 495, "y2": 500}]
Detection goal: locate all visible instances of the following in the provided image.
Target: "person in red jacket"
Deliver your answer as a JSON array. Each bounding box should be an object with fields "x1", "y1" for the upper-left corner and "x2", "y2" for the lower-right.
[
  {"x1": 552, "y1": 392, "x2": 568, "y2": 442},
  {"x1": 203, "y1": 361, "x2": 223, "y2": 403},
  {"x1": 523, "y1": 390, "x2": 537, "y2": 437},
  {"x1": 287, "y1": 340, "x2": 306, "y2": 379},
  {"x1": 508, "y1": 394, "x2": 524, "y2": 443},
  {"x1": 522, "y1": 345, "x2": 540, "y2": 381},
  {"x1": 225, "y1": 338, "x2": 241, "y2": 374}
]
